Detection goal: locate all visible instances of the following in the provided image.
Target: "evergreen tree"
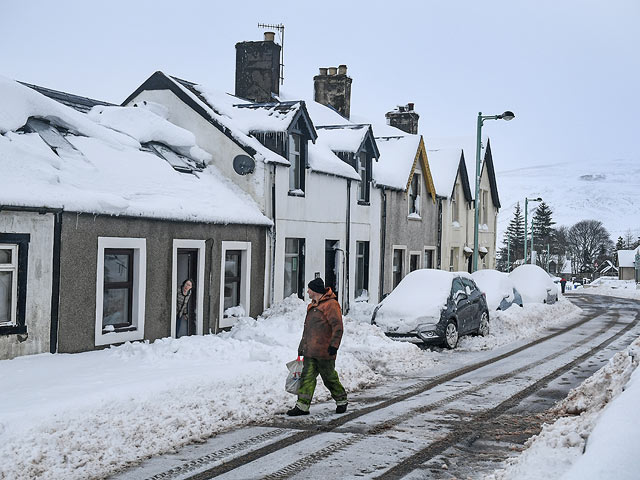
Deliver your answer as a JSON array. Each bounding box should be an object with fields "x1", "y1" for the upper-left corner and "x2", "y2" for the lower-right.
[
  {"x1": 614, "y1": 236, "x2": 625, "y2": 265},
  {"x1": 531, "y1": 202, "x2": 555, "y2": 268},
  {"x1": 497, "y1": 203, "x2": 525, "y2": 271}
]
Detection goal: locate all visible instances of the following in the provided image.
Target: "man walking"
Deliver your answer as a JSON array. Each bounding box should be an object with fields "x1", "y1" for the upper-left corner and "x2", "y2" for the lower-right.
[{"x1": 287, "y1": 277, "x2": 348, "y2": 416}]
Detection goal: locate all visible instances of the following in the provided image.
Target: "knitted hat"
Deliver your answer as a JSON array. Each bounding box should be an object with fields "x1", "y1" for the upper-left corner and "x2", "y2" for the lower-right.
[{"x1": 308, "y1": 277, "x2": 325, "y2": 294}]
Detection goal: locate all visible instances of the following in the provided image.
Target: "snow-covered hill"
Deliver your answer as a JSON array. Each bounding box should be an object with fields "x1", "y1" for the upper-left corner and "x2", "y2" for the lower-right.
[{"x1": 496, "y1": 157, "x2": 640, "y2": 241}]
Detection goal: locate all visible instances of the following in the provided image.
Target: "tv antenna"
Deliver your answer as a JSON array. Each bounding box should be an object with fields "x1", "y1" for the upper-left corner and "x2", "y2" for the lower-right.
[{"x1": 258, "y1": 22, "x2": 285, "y2": 85}]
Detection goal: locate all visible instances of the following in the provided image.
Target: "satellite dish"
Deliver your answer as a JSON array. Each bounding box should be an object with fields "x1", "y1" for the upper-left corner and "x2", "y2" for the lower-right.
[{"x1": 232, "y1": 155, "x2": 255, "y2": 175}]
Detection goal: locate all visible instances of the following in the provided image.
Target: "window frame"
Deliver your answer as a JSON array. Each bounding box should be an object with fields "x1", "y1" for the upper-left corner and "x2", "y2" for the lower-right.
[
  {"x1": 102, "y1": 248, "x2": 134, "y2": 329},
  {"x1": 409, "y1": 251, "x2": 421, "y2": 272},
  {"x1": 355, "y1": 241, "x2": 370, "y2": 299},
  {"x1": 95, "y1": 237, "x2": 146, "y2": 346},
  {"x1": 408, "y1": 172, "x2": 422, "y2": 217},
  {"x1": 288, "y1": 132, "x2": 306, "y2": 194},
  {"x1": 0, "y1": 233, "x2": 29, "y2": 336},
  {"x1": 219, "y1": 241, "x2": 252, "y2": 328},
  {"x1": 357, "y1": 151, "x2": 369, "y2": 204},
  {"x1": 392, "y1": 246, "x2": 406, "y2": 289},
  {"x1": 423, "y1": 247, "x2": 435, "y2": 269},
  {"x1": 284, "y1": 238, "x2": 305, "y2": 299},
  {"x1": 451, "y1": 187, "x2": 459, "y2": 223}
]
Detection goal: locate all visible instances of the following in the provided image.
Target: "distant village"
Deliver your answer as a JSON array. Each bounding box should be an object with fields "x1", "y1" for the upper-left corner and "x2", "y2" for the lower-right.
[{"x1": 0, "y1": 33, "x2": 632, "y2": 361}]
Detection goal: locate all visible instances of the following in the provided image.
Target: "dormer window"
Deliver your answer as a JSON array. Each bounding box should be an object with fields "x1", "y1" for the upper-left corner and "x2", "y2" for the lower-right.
[
  {"x1": 409, "y1": 172, "x2": 421, "y2": 217},
  {"x1": 288, "y1": 133, "x2": 305, "y2": 194}
]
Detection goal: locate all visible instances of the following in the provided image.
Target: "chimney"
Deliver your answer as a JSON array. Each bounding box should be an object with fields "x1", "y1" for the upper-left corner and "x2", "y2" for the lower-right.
[
  {"x1": 235, "y1": 34, "x2": 281, "y2": 102},
  {"x1": 385, "y1": 103, "x2": 419, "y2": 134},
  {"x1": 314, "y1": 64, "x2": 352, "y2": 119}
]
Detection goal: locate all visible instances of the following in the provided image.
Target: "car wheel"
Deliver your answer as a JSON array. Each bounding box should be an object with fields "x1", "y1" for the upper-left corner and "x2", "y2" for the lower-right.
[
  {"x1": 444, "y1": 319, "x2": 459, "y2": 349},
  {"x1": 477, "y1": 311, "x2": 489, "y2": 337}
]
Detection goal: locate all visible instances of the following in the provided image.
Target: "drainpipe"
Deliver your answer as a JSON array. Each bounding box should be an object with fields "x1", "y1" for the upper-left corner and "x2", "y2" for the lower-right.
[
  {"x1": 379, "y1": 188, "x2": 387, "y2": 302},
  {"x1": 49, "y1": 210, "x2": 62, "y2": 353},
  {"x1": 270, "y1": 164, "x2": 277, "y2": 306},
  {"x1": 344, "y1": 179, "x2": 351, "y2": 313},
  {"x1": 437, "y1": 197, "x2": 443, "y2": 269}
]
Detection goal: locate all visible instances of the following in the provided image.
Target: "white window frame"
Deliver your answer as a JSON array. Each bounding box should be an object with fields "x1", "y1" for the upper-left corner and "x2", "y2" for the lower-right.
[
  {"x1": 219, "y1": 241, "x2": 252, "y2": 329},
  {"x1": 409, "y1": 251, "x2": 422, "y2": 272},
  {"x1": 423, "y1": 246, "x2": 436, "y2": 269},
  {"x1": 171, "y1": 239, "x2": 206, "y2": 338},
  {"x1": 392, "y1": 245, "x2": 407, "y2": 288},
  {"x1": 408, "y1": 172, "x2": 422, "y2": 217},
  {"x1": 0, "y1": 244, "x2": 18, "y2": 326},
  {"x1": 288, "y1": 133, "x2": 303, "y2": 192},
  {"x1": 451, "y1": 186, "x2": 459, "y2": 223},
  {"x1": 95, "y1": 237, "x2": 146, "y2": 346},
  {"x1": 357, "y1": 152, "x2": 368, "y2": 202}
]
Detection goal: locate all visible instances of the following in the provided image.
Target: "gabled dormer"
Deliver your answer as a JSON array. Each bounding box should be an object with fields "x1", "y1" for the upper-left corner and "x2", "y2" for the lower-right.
[
  {"x1": 316, "y1": 124, "x2": 379, "y2": 205},
  {"x1": 234, "y1": 101, "x2": 317, "y2": 196}
]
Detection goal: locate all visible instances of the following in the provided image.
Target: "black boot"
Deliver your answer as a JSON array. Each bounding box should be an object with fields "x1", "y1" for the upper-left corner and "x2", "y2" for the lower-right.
[
  {"x1": 286, "y1": 406, "x2": 309, "y2": 416},
  {"x1": 336, "y1": 404, "x2": 348, "y2": 414}
]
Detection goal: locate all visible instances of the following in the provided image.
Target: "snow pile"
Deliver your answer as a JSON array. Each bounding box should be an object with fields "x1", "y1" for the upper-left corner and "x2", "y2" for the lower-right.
[
  {"x1": 458, "y1": 297, "x2": 581, "y2": 351},
  {"x1": 580, "y1": 278, "x2": 640, "y2": 300},
  {"x1": 486, "y1": 336, "x2": 640, "y2": 480},
  {"x1": 0, "y1": 296, "x2": 434, "y2": 480}
]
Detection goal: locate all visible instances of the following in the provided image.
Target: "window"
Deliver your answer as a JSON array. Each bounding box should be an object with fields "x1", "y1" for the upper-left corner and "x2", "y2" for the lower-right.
[
  {"x1": 102, "y1": 249, "x2": 134, "y2": 329},
  {"x1": 409, "y1": 253, "x2": 420, "y2": 272},
  {"x1": 392, "y1": 248, "x2": 405, "y2": 288},
  {"x1": 409, "y1": 173, "x2": 421, "y2": 217},
  {"x1": 451, "y1": 188, "x2": 459, "y2": 223},
  {"x1": 288, "y1": 133, "x2": 305, "y2": 193},
  {"x1": 424, "y1": 248, "x2": 434, "y2": 269},
  {"x1": 220, "y1": 241, "x2": 252, "y2": 328},
  {"x1": 0, "y1": 234, "x2": 29, "y2": 335},
  {"x1": 481, "y1": 190, "x2": 489, "y2": 225},
  {"x1": 95, "y1": 237, "x2": 146, "y2": 346},
  {"x1": 355, "y1": 241, "x2": 369, "y2": 299},
  {"x1": 284, "y1": 238, "x2": 305, "y2": 299},
  {"x1": 449, "y1": 248, "x2": 459, "y2": 272},
  {"x1": 224, "y1": 250, "x2": 241, "y2": 312},
  {"x1": 357, "y1": 152, "x2": 370, "y2": 203}
]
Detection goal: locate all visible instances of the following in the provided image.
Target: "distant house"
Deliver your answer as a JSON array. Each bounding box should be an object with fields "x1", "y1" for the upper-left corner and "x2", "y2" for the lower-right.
[
  {"x1": 617, "y1": 247, "x2": 639, "y2": 281},
  {"x1": 0, "y1": 78, "x2": 270, "y2": 359},
  {"x1": 374, "y1": 113, "x2": 439, "y2": 297}
]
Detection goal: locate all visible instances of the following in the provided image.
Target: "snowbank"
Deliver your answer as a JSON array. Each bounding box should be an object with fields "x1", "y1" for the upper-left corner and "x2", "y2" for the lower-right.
[
  {"x1": 0, "y1": 296, "x2": 434, "y2": 480},
  {"x1": 486, "y1": 335, "x2": 640, "y2": 480},
  {"x1": 579, "y1": 278, "x2": 640, "y2": 300}
]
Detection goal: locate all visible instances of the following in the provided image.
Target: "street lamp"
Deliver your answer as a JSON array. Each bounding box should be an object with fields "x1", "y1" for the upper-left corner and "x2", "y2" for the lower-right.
[
  {"x1": 473, "y1": 111, "x2": 515, "y2": 272},
  {"x1": 524, "y1": 197, "x2": 542, "y2": 265}
]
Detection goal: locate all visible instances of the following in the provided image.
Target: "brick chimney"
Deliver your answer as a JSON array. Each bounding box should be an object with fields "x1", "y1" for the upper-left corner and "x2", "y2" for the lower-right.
[
  {"x1": 314, "y1": 64, "x2": 352, "y2": 119},
  {"x1": 385, "y1": 103, "x2": 419, "y2": 134},
  {"x1": 235, "y1": 33, "x2": 281, "y2": 102}
]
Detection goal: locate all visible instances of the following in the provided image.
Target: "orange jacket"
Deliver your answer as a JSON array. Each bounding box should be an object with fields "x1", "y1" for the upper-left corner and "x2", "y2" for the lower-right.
[{"x1": 298, "y1": 288, "x2": 343, "y2": 360}]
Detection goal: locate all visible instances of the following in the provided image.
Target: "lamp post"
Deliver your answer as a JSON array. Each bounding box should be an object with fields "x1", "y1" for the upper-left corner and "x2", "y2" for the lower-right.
[
  {"x1": 473, "y1": 111, "x2": 515, "y2": 272},
  {"x1": 523, "y1": 197, "x2": 542, "y2": 265}
]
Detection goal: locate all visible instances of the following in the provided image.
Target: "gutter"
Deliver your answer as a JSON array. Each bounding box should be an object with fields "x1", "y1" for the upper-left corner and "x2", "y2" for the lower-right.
[{"x1": 344, "y1": 180, "x2": 351, "y2": 313}]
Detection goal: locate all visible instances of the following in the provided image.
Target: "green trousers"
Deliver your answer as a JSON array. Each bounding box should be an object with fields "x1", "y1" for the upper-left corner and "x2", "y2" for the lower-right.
[{"x1": 296, "y1": 357, "x2": 348, "y2": 412}]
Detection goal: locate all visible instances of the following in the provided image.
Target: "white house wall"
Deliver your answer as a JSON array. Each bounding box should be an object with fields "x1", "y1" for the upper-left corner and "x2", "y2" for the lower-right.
[
  {"x1": 0, "y1": 211, "x2": 54, "y2": 360},
  {"x1": 124, "y1": 89, "x2": 268, "y2": 212},
  {"x1": 273, "y1": 167, "x2": 350, "y2": 304}
]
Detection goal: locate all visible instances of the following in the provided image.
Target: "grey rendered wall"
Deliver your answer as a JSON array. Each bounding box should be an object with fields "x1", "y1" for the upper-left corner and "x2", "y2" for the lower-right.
[
  {"x1": 57, "y1": 213, "x2": 266, "y2": 353},
  {"x1": 382, "y1": 189, "x2": 439, "y2": 296},
  {"x1": 0, "y1": 211, "x2": 54, "y2": 359}
]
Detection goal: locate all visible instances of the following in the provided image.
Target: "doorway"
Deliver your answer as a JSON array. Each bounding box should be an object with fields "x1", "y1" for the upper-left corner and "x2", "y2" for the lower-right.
[
  {"x1": 172, "y1": 240, "x2": 206, "y2": 338},
  {"x1": 325, "y1": 240, "x2": 339, "y2": 297}
]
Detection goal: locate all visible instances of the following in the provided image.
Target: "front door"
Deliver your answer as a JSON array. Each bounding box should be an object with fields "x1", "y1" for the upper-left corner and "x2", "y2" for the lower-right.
[
  {"x1": 325, "y1": 240, "x2": 339, "y2": 297},
  {"x1": 176, "y1": 249, "x2": 198, "y2": 338}
]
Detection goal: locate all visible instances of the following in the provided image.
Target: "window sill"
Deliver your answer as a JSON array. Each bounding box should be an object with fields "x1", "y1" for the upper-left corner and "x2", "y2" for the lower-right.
[
  {"x1": 102, "y1": 325, "x2": 137, "y2": 335},
  {"x1": 288, "y1": 190, "x2": 305, "y2": 197},
  {"x1": 357, "y1": 201, "x2": 370, "y2": 206},
  {"x1": 408, "y1": 214, "x2": 422, "y2": 221},
  {"x1": 0, "y1": 324, "x2": 27, "y2": 336}
]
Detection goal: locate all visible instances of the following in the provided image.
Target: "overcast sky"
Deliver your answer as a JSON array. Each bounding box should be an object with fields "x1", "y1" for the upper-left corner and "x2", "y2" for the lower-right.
[{"x1": 4, "y1": 0, "x2": 639, "y2": 175}]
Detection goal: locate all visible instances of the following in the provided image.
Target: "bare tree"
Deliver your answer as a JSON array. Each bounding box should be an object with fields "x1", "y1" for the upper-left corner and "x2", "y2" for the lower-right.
[{"x1": 567, "y1": 220, "x2": 613, "y2": 274}]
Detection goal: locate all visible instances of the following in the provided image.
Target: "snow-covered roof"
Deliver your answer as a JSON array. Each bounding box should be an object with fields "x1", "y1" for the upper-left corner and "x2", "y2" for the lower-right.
[
  {"x1": 424, "y1": 145, "x2": 462, "y2": 198},
  {"x1": 618, "y1": 248, "x2": 640, "y2": 268},
  {"x1": 315, "y1": 124, "x2": 370, "y2": 153},
  {"x1": 307, "y1": 142, "x2": 361, "y2": 181},
  {"x1": 0, "y1": 76, "x2": 271, "y2": 226},
  {"x1": 373, "y1": 135, "x2": 421, "y2": 190}
]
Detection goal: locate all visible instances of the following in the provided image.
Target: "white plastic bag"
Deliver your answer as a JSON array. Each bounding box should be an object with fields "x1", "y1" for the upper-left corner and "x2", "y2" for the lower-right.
[{"x1": 285, "y1": 357, "x2": 304, "y2": 395}]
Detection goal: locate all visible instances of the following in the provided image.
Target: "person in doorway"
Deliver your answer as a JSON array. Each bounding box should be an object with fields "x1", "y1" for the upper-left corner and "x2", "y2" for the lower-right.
[
  {"x1": 287, "y1": 277, "x2": 348, "y2": 416},
  {"x1": 176, "y1": 279, "x2": 193, "y2": 337}
]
